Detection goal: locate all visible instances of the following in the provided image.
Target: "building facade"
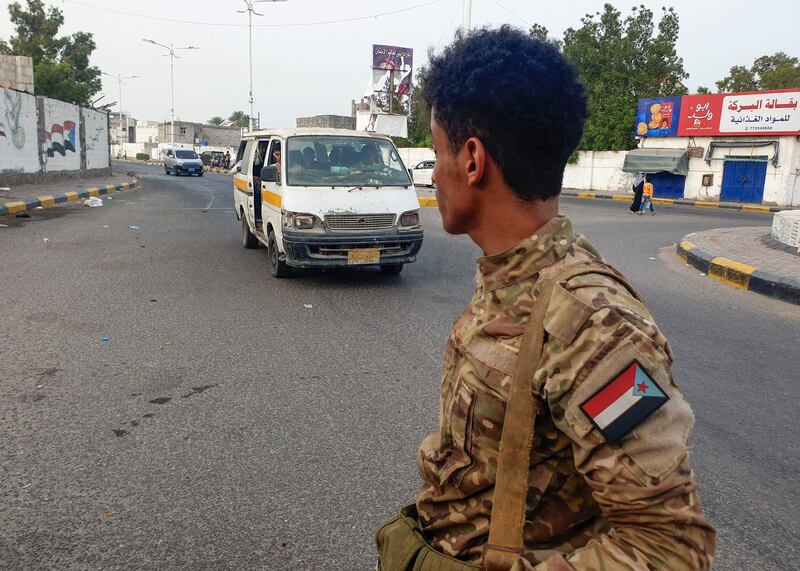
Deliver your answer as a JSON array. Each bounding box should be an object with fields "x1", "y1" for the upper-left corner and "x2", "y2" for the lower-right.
[{"x1": 626, "y1": 89, "x2": 800, "y2": 206}]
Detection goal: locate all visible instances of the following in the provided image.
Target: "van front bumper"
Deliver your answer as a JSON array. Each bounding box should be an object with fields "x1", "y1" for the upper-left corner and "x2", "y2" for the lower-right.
[{"x1": 282, "y1": 229, "x2": 424, "y2": 268}]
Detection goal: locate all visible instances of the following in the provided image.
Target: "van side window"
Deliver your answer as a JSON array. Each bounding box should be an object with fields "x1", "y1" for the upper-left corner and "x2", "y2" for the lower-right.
[
  {"x1": 235, "y1": 140, "x2": 247, "y2": 165},
  {"x1": 252, "y1": 140, "x2": 269, "y2": 179}
]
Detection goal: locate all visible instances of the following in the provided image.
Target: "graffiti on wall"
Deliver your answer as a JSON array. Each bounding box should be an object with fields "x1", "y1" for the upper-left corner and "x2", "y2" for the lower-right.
[
  {"x1": 0, "y1": 87, "x2": 40, "y2": 174},
  {"x1": 84, "y1": 108, "x2": 109, "y2": 170},
  {"x1": 42, "y1": 99, "x2": 80, "y2": 172},
  {"x1": 1, "y1": 89, "x2": 27, "y2": 149}
]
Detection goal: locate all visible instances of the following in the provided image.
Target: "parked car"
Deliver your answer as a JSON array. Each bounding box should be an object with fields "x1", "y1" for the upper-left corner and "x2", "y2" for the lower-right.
[
  {"x1": 412, "y1": 160, "x2": 435, "y2": 187},
  {"x1": 233, "y1": 128, "x2": 423, "y2": 277},
  {"x1": 200, "y1": 151, "x2": 225, "y2": 167},
  {"x1": 164, "y1": 147, "x2": 204, "y2": 176}
]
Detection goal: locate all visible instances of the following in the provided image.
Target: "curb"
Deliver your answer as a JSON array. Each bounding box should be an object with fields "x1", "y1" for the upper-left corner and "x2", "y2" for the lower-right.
[
  {"x1": 562, "y1": 191, "x2": 784, "y2": 214},
  {"x1": 676, "y1": 236, "x2": 800, "y2": 305},
  {"x1": 0, "y1": 179, "x2": 140, "y2": 216}
]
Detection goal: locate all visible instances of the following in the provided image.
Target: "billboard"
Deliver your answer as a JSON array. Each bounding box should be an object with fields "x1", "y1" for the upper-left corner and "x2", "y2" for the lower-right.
[
  {"x1": 363, "y1": 45, "x2": 413, "y2": 137},
  {"x1": 635, "y1": 97, "x2": 681, "y2": 137},
  {"x1": 637, "y1": 89, "x2": 800, "y2": 138}
]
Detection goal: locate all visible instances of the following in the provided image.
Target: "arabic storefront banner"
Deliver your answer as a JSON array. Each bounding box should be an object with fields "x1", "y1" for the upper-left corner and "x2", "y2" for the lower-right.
[
  {"x1": 637, "y1": 89, "x2": 800, "y2": 137},
  {"x1": 636, "y1": 97, "x2": 681, "y2": 137}
]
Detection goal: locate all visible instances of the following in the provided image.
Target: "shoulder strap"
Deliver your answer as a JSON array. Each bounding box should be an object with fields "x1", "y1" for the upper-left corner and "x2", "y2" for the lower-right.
[{"x1": 483, "y1": 262, "x2": 640, "y2": 571}]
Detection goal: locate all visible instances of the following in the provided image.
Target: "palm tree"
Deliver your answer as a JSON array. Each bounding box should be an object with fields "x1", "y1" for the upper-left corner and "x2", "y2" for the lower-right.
[
  {"x1": 228, "y1": 111, "x2": 250, "y2": 128},
  {"x1": 208, "y1": 116, "x2": 224, "y2": 125}
]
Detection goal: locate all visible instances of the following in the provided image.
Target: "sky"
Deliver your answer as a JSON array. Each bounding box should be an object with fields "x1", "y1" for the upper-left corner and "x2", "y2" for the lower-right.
[{"x1": 1, "y1": 0, "x2": 799, "y2": 128}]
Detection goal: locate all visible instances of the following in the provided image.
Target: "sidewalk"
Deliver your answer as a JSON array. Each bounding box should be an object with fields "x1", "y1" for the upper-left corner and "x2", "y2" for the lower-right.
[
  {"x1": 677, "y1": 226, "x2": 800, "y2": 305},
  {"x1": 0, "y1": 173, "x2": 139, "y2": 216},
  {"x1": 112, "y1": 158, "x2": 230, "y2": 175},
  {"x1": 414, "y1": 186, "x2": 788, "y2": 213}
]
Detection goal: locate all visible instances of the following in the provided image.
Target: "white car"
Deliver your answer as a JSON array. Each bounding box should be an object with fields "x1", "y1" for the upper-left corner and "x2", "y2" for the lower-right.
[
  {"x1": 164, "y1": 147, "x2": 204, "y2": 176},
  {"x1": 412, "y1": 160, "x2": 435, "y2": 187}
]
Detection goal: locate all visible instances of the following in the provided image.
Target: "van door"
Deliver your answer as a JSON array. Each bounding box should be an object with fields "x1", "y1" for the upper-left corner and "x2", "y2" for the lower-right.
[
  {"x1": 234, "y1": 140, "x2": 255, "y2": 223},
  {"x1": 260, "y1": 138, "x2": 284, "y2": 239}
]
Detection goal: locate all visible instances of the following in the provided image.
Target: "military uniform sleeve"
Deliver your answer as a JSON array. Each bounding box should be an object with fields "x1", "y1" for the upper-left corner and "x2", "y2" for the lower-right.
[{"x1": 530, "y1": 275, "x2": 716, "y2": 570}]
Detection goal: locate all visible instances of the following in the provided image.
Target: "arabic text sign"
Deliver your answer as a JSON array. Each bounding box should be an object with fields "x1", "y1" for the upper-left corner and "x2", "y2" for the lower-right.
[
  {"x1": 676, "y1": 94, "x2": 723, "y2": 136},
  {"x1": 720, "y1": 92, "x2": 800, "y2": 134},
  {"x1": 635, "y1": 97, "x2": 681, "y2": 137}
]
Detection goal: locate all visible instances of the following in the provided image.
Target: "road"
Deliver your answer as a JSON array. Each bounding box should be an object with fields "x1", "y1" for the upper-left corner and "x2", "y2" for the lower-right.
[{"x1": 1, "y1": 162, "x2": 797, "y2": 570}]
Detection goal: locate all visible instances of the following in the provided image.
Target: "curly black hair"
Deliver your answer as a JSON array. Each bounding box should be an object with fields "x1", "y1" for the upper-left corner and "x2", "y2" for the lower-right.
[{"x1": 423, "y1": 26, "x2": 587, "y2": 201}]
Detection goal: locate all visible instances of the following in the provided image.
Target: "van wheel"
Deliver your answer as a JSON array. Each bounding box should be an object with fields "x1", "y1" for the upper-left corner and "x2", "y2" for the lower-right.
[
  {"x1": 242, "y1": 216, "x2": 258, "y2": 249},
  {"x1": 380, "y1": 264, "x2": 403, "y2": 275},
  {"x1": 268, "y1": 230, "x2": 292, "y2": 278},
  {"x1": 165, "y1": 165, "x2": 170, "y2": 175}
]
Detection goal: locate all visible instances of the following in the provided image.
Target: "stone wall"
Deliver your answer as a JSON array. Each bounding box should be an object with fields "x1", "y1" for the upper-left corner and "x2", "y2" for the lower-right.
[{"x1": 0, "y1": 55, "x2": 34, "y2": 94}]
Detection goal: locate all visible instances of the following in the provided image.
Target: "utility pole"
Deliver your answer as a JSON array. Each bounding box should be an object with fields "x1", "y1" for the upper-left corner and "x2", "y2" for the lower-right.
[
  {"x1": 101, "y1": 72, "x2": 140, "y2": 143},
  {"x1": 142, "y1": 39, "x2": 199, "y2": 144},
  {"x1": 464, "y1": 0, "x2": 472, "y2": 32},
  {"x1": 238, "y1": 0, "x2": 288, "y2": 132}
]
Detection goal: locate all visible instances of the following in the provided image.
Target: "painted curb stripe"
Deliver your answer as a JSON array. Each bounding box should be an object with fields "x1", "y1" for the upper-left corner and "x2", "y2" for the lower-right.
[
  {"x1": 558, "y1": 192, "x2": 782, "y2": 214},
  {"x1": 1, "y1": 180, "x2": 138, "y2": 215},
  {"x1": 418, "y1": 197, "x2": 437, "y2": 207},
  {"x1": 676, "y1": 234, "x2": 799, "y2": 305}
]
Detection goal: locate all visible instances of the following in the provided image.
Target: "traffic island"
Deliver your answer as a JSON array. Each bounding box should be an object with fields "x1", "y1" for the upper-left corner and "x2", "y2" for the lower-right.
[{"x1": 676, "y1": 223, "x2": 800, "y2": 305}]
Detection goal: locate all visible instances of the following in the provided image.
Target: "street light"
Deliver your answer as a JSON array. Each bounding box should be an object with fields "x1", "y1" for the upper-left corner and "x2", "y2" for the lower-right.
[
  {"x1": 237, "y1": 0, "x2": 287, "y2": 132},
  {"x1": 142, "y1": 39, "x2": 199, "y2": 144},
  {"x1": 102, "y1": 72, "x2": 140, "y2": 144}
]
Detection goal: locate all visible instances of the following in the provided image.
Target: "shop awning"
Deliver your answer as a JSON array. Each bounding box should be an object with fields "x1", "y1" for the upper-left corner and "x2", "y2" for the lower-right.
[{"x1": 623, "y1": 148, "x2": 689, "y2": 175}]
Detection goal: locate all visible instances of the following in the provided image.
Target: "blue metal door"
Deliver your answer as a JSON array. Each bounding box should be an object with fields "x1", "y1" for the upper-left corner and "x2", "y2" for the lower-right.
[
  {"x1": 721, "y1": 159, "x2": 767, "y2": 203},
  {"x1": 649, "y1": 172, "x2": 685, "y2": 199}
]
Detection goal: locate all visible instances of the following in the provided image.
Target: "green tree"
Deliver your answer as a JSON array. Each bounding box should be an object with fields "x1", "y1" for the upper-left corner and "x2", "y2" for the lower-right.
[
  {"x1": 717, "y1": 52, "x2": 800, "y2": 92},
  {"x1": 696, "y1": 85, "x2": 710, "y2": 94},
  {"x1": 542, "y1": 4, "x2": 688, "y2": 151},
  {"x1": 0, "y1": 0, "x2": 101, "y2": 106},
  {"x1": 228, "y1": 110, "x2": 250, "y2": 128},
  {"x1": 208, "y1": 116, "x2": 224, "y2": 125}
]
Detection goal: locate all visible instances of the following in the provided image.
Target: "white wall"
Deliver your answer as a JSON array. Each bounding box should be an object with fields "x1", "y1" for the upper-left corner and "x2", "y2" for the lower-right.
[
  {"x1": 84, "y1": 108, "x2": 109, "y2": 170},
  {"x1": 0, "y1": 87, "x2": 40, "y2": 174},
  {"x1": 562, "y1": 151, "x2": 634, "y2": 193},
  {"x1": 397, "y1": 147, "x2": 434, "y2": 170},
  {"x1": 41, "y1": 98, "x2": 80, "y2": 172}
]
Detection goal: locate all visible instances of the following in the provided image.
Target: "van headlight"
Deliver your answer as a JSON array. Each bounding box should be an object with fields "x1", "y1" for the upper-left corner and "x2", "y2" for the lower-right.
[
  {"x1": 282, "y1": 211, "x2": 319, "y2": 230},
  {"x1": 399, "y1": 210, "x2": 419, "y2": 227}
]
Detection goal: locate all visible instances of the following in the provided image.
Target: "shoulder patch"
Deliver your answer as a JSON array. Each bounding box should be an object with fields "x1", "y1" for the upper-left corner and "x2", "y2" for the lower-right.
[{"x1": 579, "y1": 361, "x2": 669, "y2": 443}]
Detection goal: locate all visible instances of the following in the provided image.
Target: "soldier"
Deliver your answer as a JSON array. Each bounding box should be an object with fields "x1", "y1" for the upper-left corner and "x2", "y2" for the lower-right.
[{"x1": 376, "y1": 27, "x2": 716, "y2": 570}]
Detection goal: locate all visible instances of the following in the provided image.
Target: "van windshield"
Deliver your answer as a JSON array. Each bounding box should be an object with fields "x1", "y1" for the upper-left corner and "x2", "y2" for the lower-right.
[
  {"x1": 286, "y1": 136, "x2": 411, "y2": 187},
  {"x1": 176, "y1": 150, "x2": 198, "y2": 159}
]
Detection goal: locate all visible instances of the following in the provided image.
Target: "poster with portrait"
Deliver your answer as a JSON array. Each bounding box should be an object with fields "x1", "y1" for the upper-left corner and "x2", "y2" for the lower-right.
[{"x1": 635, "y1": 97, "x2": 682, "y2": 137}]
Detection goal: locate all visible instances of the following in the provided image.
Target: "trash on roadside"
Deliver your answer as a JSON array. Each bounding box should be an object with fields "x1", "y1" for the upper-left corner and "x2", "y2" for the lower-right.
[
  {"x1": 35, "y1": 206, "x2": 43, "y2": 209},
  {"x1": 83, "y1": 197, "x2": 103, "y2": 208},
  {"x1": 0, "y1": 187, "x2": 10, "y2": 191},
  {"x1": 128, "y1": 224, "x2": 140, "y2": 231},
  {"x1": 101, "y1": 336, "x2": 110, "y2": 343},
  {"x1": 648, "y1": 257, "x2": 656, "y2": 260},
  {"x1": 21, "y1": 483, "x2": 32, "y2": 489},
  {"x1": 42, "y1": 237, "x2": 50, "y2": 246},
  {"x1": 303, "y1": 304, "x2": 313, "y2": 309},
  {"x1": 699, "y1": 273, "x2": 705, "y2": 276},
  {"x1": 102, "y1": 225, "x2": 109, "y2": 228},
  {"x1": 16, "y1": 212, "x2": 30, "y2": 219},
  {"x1": 104, "y1": 511, "x2": 120, "y2": 518},
  {"x1": 0, "y1": 224, "x2": 8, "y2": 228},
  {"x1": 108, "y1": 196, "x2": 112, "y2": 200}
]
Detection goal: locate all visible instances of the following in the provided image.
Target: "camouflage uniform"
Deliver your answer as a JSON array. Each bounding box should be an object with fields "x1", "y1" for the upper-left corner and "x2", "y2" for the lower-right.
[{"x1": 416, "y1": 216, "x2": 716, "y2": 570}]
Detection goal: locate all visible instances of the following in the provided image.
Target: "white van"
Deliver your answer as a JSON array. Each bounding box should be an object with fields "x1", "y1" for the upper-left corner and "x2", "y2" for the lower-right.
[{"x1": 232, "y1": 128, "x2": 423, "y2": 277}]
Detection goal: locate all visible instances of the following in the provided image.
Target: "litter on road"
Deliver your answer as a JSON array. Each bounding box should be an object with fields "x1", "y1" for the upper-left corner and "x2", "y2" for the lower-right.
[
  {"x1": 304, "y1": 304, "x2": 313, "y2": 309},
  {"x1": 128, "y1": 224, "x2": 140, "y2": 231},
  {"x1": 42, "y1": 238, "x2": 49, "y2": 246},
  {"x1": 83, "y1": 197, "x2": 103, "y2": 207},
  {"x1": 101, "y1": 336, "x2": 110, "y2": 343}
]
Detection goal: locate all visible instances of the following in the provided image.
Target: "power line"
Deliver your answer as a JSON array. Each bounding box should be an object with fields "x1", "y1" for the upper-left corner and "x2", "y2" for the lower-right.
[
  {"x1": 489, "y1": 0, "x2": 531, "y2": 27},
  {"x1": 61, "y1": 0, "x2": 444, "y2": 28},
  {"x1": 434, "y1": 0, "x2": 464, "y2": 48}
]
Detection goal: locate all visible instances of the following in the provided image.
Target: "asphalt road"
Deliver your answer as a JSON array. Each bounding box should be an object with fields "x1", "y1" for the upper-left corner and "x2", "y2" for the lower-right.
[{"x1": 1, "y1": 162, "x2": 798, "y2": 570}]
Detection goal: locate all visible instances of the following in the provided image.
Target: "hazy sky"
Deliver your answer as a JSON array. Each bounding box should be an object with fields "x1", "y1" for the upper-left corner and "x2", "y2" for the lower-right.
[{"x1": 1, "y1": 0, "x2": 798, "y2": 127}]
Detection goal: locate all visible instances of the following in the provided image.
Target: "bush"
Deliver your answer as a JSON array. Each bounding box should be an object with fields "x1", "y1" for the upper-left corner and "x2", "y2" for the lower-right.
[{"x1": 135, "y1": 153, "x2": 150, "y2": 161}]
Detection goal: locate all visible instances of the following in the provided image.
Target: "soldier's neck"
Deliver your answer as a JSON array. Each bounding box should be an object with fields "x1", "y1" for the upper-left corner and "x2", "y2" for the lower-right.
[{"x1": 469, "y1": 193, "x2": 559, "y2": 257}]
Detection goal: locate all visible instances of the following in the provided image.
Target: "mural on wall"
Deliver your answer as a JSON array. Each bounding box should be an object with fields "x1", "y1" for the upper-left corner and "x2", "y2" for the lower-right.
[
  {"x1": 41, "y1": 99, "x2": 80, "y2": 172},
  {"x1": 84, "y1": 107, "x2": 109, "y2": 170},
  {"x1": 0, "y1": 87, "x2": 40, "y2": 174},
  {"x1": 45, "y1": 121, "x2": 77, "y2": 156}
]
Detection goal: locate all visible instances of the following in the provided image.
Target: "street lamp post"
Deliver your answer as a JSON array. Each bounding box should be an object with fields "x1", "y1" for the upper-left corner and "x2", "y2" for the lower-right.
[
  {"x1": 142, "y1": 39, "x2": 199, "y2": 144},
  {"x1": 464, "y1": 0, "x2": 472, "y2": 32},
  {"x1": 101, "y1": 72, "x2": 140, "y2": 144},
  {"x1": 237, "y1": 0, "x2": 287, "y2": 132}
]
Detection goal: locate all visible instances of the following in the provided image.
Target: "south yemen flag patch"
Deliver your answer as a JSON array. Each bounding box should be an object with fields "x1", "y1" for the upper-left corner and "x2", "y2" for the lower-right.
[{"x1": 579, "y1": 361, "x2": 669, "y2": 443}]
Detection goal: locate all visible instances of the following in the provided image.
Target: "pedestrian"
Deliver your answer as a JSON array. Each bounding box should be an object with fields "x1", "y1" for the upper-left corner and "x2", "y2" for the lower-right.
[
  {"x1": 224, "y1": 151, "x2": 231, "y2": 169},
  {"x1": 629, "y1": 171, "x2": 645, "y2": 213},
  {"x1": 639, "y1": 178, "x2": 655, "y2": 215},
  {"x1": 374, "y1": 26, "x2": 715, "y2": 571}
]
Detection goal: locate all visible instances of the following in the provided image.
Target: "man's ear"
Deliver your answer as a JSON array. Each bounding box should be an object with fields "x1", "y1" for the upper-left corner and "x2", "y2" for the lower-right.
[{"x1": 464, "y1": 137, "x2": 487, "y2": 188}]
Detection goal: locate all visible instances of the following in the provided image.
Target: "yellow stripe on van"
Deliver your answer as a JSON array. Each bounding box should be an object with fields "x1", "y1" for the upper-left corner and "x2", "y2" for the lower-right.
[
  {"x1": 234, "y1": 178, "x2": 251, "y2": 194},
  {"x1": 262, "y1": 189, "x2": 282, "y2": 208}
]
